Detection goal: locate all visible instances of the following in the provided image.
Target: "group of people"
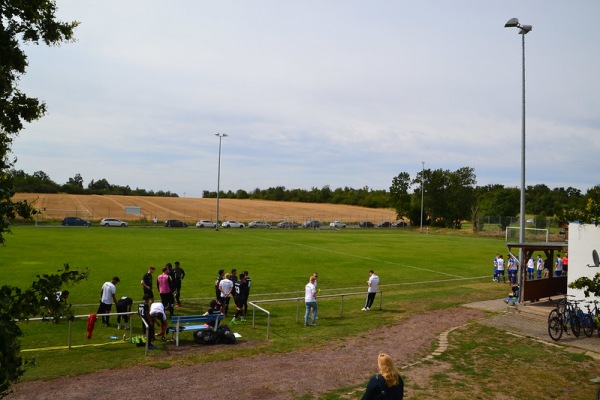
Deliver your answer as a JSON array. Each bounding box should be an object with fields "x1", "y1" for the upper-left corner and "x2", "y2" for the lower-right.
[
  {"x1": 214, "y1": 268, "x2": 252, "y2": 324},
  {"x1": 492, "y1": 252, "x2": 569, "y2": 284},
  {"x1": 303, "y1": 269, "x2": 380, "y2": 326},
  {"x1": 525, "y1": 253, "x2": 568, "y2": 280}
]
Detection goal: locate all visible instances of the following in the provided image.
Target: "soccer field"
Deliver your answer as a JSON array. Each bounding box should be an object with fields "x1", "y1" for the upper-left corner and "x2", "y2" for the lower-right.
[{"x1": 4, "y1": 226, "x2": 509, "y2": 382}]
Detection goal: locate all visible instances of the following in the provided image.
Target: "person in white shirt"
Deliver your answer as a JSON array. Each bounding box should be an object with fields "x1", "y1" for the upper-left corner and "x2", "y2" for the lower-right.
[
  {"x1": 304, "y1": 276, "x2": 318, "y2": 326},
  {"x1": 96, "y1": 277, "x2": 120, "y2": 326},
  {"x1": 362, "y1": 270, "x2": 380, "y2": 311},
  {"x1": 218, "y1": 273, "x2": 234, "y2": 316}
]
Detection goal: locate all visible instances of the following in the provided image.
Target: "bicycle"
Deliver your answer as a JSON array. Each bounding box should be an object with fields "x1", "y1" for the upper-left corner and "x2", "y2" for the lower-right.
[
  {"x1": 579, "y1": 301, "x2": 596, "y2": 338},
  {"x1": 548, "y1": 298, "x2": 582, "y2": 341}
]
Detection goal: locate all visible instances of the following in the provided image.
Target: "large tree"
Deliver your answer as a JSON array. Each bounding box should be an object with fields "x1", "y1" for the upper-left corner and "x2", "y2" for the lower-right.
[{"x1": 0, "y1": 0, "x2": 79, "y2": 243}]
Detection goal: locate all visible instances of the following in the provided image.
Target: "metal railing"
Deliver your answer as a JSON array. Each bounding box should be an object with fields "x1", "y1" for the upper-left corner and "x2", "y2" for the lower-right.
[{"x1": 249, "y1": 290, "x2": 382, "y2": 339}]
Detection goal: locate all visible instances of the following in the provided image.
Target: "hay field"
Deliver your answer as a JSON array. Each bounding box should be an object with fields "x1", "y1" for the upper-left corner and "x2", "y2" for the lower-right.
[{"x1": 12, "y1": 193, "x2": 397, "y2": 224}]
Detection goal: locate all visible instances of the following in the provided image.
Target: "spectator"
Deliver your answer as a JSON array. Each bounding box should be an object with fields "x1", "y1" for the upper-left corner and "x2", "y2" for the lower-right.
[
  {"x1": 140, "y1": 266, "x2": 155, "y2": 300},
  {"x1": 562, "y1": 253, "x2": 569, "y2": 276},
  {"x1": 362, "y1": 270, "x2": 380, "y2": 311},
  {"x1": 172, "y1": 261, "x2": 185, "y2": 307},
  {"x1": 361, "y1": 353, "x2": 404, "y2": 399},
  {"x1": 304, "y1": 275, "x2": 318, "y2": 326},
  {"x1": 97, "y1": 277, "x2": 120, "y2": 327}
]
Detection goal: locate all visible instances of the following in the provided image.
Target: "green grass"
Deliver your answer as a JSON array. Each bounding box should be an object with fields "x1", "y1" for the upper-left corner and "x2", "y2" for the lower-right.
[{"x1": 4, "y1": 226, "x2": 509, "y2": 383}]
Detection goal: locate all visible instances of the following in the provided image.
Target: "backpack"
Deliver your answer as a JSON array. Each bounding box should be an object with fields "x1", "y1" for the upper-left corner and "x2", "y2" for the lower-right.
[
  {"x1": 216, "y1": 324, "x2": 236, "y2": 344},
  {"x1": 194, "y1": 329, "x2": 217, "y2": 345}
]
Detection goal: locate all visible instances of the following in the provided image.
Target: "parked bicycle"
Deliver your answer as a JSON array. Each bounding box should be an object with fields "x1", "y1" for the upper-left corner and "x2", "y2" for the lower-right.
[{"x1": 548, "y1": 297, "x2": 582, "y2": 341}]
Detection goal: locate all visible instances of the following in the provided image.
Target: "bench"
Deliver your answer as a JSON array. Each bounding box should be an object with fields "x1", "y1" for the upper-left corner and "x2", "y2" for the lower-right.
[{"x1": 168, "y1": 314, "x2": 225, "y2": 346}]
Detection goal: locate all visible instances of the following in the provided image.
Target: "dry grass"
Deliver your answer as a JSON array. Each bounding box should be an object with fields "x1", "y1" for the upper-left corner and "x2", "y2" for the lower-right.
[{"x1": 12, "y1": 193, "x2": 397, "y2": 224}]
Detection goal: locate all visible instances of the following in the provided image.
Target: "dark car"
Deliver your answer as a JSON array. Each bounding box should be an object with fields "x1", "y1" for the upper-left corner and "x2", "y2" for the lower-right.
[
  {"x1": 392, "y1": 221, "x2": 408, "y2": 227},
  {"x1": 359, "y1": 221, "x2": 374, "y2": 228},
  {"x1": 164, "y1": 219, "x2": 187, "y2": 227},
  {"x1": 61, "y1": 216, "x2": 91, "y2": 227},
  {"x1": 376, "y1": 221, "x2": 391, "y2": 228},
  {"x1": 302, "y1": 220, "x2": 321, "y2": 228},
  {"x1": 277, "y1": 221, "x2": 297, "y2": 229}
]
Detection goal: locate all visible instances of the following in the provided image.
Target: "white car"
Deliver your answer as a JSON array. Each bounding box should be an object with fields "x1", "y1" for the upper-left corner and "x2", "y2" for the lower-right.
[
  {"x1": 329, "y1": 221, "x2": 346, "y2": 228},
  {"x1": 195, "y1": 220, "x2": 216, "y2": 228},
  {"x1": 100, "y1": 218, "x2": 128, "y2": 227},
  {"x1": 221, "y1": 220, "x2": 245, "y2": 228},
  {"x1": 249, "y1": 221, "x2": 270, "y2": 228}
]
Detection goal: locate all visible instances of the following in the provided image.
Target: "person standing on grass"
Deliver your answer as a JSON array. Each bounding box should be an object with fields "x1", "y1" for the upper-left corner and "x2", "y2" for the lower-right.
[
  {"x1": 157, "y1": 266, "x2": 174, "y2": 318},
  {"x1": 526, "y1": 257, "x2": 535, "y2": 280},
  {"x1": 219, "y1": 273, "x2": 234, "y2": 316},
  {"x1": 507, "y1": 255, "x2": 517, "y2": 284},
  {"x1": 536, "y1": 255, "x2": 544, "y2": 279},
  {"x1": 242, "y1": 269, "x2": 251, "y2": 316},
  {"x1": 555, "y1": 254, "x2": 564, "y2": 276},
  {"x1": 172, "y1": 261, "x2": 185, "y2": 307},
  {"x1": 215, "y1": 269, "x2": 225, "y2": 304},
  {"x1": 141, "y1": 265, "x2": 155, "y2": 300},
  {"x1": 231, "y1": 273, "x2": 249, "y2": 324},
  {"x1": 361, "y1": 353, "x2": 404, "y2": 399},
  {"x1": 362, "y1": 270, "x2": 380, "y2": 311},
  {"x1": 97, "y1": 277, "x2": 120, "y2": 327},
  {"x1": 492, "y1": 254, "x2": 499, "y2": 282},
  {"x1": 304, "y1": 275, "x2": 318, "y2": 326},
  {"x1": 496, "y1": 255, "x2": 505, "y2": 283}
]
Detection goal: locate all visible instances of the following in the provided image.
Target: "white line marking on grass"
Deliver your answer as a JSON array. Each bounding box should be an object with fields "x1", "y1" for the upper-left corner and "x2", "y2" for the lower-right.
[{"x1": 250, "y1": 235, "x2": 467, "y2": 279}]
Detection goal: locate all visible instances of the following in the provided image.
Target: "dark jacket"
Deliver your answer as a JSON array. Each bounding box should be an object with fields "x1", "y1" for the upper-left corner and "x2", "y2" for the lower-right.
[{"x1": 361, "y1": 374, "x2": 403, "y2": 400}]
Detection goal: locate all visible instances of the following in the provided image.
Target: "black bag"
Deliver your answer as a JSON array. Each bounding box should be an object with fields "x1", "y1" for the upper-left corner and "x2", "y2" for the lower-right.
[
  {"x1": 216, "y1": 324, "x2": 236, "y2": 344},
  {"x1": 194, "y1": 329, "x2": 217, "y2": 345}
]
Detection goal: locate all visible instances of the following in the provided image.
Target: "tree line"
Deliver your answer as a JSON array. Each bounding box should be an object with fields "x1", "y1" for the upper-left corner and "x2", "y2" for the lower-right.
[{"x1": 10, "y1": 170, "x2": 178, "y2": 197}]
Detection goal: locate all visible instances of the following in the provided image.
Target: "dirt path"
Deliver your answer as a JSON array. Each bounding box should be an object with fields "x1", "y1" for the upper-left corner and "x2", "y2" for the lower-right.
[{"x1": 6, "y1": 308, "x2": 485, "y2": 400}]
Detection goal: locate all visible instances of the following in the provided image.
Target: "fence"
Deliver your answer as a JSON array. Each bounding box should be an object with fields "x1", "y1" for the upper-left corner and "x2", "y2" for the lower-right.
[{"x1": 249, "y1": 290, "x2": 382, "y2": 339}]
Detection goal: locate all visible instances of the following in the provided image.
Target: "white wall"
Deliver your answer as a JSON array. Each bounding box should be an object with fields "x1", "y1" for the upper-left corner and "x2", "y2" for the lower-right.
[{"x1": 567, "y1": 223, "x2": 600, "y2": 301}]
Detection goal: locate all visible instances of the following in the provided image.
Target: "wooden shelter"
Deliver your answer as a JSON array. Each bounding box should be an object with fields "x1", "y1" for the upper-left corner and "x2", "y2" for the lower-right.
[{"x1": 506, "y1": 242, "x2": 568, "y2": 303}]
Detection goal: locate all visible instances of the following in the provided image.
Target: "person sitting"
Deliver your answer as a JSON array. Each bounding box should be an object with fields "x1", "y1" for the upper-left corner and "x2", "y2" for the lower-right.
[
  {"x1": 203, "y1": 299, "x2": 223, "y2": 327},
  {"x1": 504, "y1": 285, "x2": 520, "y2": 305}
]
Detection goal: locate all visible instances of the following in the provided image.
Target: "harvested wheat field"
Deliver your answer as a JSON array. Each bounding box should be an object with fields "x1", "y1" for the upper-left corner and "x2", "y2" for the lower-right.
[{"x1": 12, "y1": 193, "x2": 397, "y2": 225}]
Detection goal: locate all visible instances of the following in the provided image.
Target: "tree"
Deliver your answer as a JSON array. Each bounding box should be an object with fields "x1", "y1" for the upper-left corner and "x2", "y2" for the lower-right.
[
  {"x1": 389, "y1": 172, "x2": 411, "y2": 220},
  {"x1": 0, "y1": 1, "x2": 79, "y2": 243},
  {"x1": 0, "y1": 264, "x2": 89, "y2": 398}
]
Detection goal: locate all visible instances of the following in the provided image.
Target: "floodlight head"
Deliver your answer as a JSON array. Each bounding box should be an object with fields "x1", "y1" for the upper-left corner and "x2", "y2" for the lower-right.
[
  {"x1": 505, "y1": 18, "x2": 519, "y2": 28},
  {"x1": 520, "y1": 25, "x2": 533, "y2": 34}
]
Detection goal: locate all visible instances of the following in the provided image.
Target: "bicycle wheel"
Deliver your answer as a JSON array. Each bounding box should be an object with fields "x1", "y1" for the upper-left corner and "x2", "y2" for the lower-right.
[
  {"x1": 548, "y1": 309, "x2": 560, "y2": 324},
  {"x1": 569, "y1": 315, "x2": 581, "y2": 337},
  {"x1": 582, "y1": 314, "x2": 594, "y2": 337},
  {"x1": 548, "y1": 316, "x2": 563, "y2": 341}
]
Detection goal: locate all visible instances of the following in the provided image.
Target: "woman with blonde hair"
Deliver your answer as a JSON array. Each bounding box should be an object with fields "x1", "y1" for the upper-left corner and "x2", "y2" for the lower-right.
[{"x1": 361, "y1": 353, "x2": 404, "y2": 399}]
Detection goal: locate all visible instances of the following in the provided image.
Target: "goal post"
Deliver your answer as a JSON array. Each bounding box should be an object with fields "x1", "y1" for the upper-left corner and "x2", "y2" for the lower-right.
[{"x1": 505, "y1": 227, "x2": 549, "y2": 242}]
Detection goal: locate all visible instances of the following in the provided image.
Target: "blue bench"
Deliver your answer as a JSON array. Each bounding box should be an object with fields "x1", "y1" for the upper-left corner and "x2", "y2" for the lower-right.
[{"x1": 168, "y1": 314, "x2": 225, "y2": 346}]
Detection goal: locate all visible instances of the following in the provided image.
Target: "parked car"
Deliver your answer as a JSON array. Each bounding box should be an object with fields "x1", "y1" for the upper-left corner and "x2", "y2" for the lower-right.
[
  {"x1": 221, "y1": 220, "x2": 244, "y2": 228},
  {"x1": 249, "y1": 221, "x2": 270, "y2": 228},
  {"x1": 376, "y1": 221, "x2": 391, "y2": 228},
  {"x1": 329, "y1": 221, "x2": 346, "y2": 228},
  {"x1": 359, "y1": 221, "x2": 374, "y2": 228},
  {"x1": 195, "y1": 220, "x2": 216, "y2": 228},
  {"x1": 100, "y1": 218, "x2": 128, "y2": 227},
  {"x1": 302, "y1": 220, "x2": 321, "y2": 228},
  {"x1": 277, "y1": 221, "x2": 297, "y2": 229},
  {"x1": 164, "y1": 219, "x2": 187, "y2": 227},
  {"x1": 392, "y1": 221, "x2": 408, "y2": 228},
  {"x1": 61, "y1": 216, "x2": 91, "y2": 227}
]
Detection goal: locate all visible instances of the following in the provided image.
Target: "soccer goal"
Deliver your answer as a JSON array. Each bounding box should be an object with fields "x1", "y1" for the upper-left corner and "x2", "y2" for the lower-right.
[{"x1": 505, "y1": 227, "x2": 549, "y2": 242}]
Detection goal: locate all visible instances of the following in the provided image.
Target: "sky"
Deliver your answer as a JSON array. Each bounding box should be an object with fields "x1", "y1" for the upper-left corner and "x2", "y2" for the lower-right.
[{"x1": 12, "y1": 1, "x2": 600, "y2": 198}]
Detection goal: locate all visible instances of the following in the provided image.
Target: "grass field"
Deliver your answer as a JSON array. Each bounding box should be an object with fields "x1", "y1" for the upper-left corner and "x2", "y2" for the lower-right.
[{"x1": 4, "y1": 225, "x2": 599, "y2": 399}]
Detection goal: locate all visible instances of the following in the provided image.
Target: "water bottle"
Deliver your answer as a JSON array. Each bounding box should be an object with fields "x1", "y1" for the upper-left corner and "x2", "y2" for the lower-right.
[{"x1": 109, "y1": 336, "x2": 119, "y2": 341}]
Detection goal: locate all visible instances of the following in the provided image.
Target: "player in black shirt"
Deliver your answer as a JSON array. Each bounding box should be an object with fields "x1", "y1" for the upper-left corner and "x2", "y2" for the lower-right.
[
  {"x1": 172, "y1": 261, "x2": 186, "y2": 307},
  {"x1": 231, "y1": 273, "x2": 248, "y2": 324}
]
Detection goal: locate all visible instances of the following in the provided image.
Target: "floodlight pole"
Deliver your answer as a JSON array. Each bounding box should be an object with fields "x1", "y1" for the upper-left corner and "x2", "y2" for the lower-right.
[
  {"x1": 215, "y1": 133, "x2": 228, "y2": 231},
  {"x1": 505, "y1": 18, "x2": 532, "y2": 286},
  {"x1": 420, "y1": 161, "x2": 424, "y2": 234}
]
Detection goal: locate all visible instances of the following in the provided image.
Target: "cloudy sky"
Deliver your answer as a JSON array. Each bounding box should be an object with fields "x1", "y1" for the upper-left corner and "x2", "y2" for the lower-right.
[{"x1": 13, "y1": 1, "x2": 600, "y2": 198}]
